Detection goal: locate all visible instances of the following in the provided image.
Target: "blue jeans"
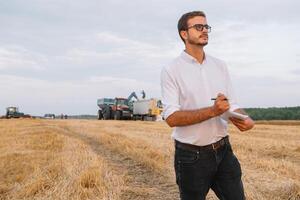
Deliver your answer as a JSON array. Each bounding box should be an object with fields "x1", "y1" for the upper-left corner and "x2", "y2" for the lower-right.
[{"x1": 174, "y1": 139, "x2": 245, "y2": 200}]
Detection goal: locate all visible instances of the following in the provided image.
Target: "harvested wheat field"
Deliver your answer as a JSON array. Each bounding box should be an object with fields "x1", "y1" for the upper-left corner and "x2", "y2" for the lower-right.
[{"x1": 0, "y1": 119, "x2": 299, "y2": 200}]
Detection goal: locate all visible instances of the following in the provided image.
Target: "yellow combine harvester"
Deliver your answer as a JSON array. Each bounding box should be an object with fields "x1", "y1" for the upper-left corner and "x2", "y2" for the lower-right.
[{"x1": 132, "y1": 98, "x2": 163, "y2": 121}]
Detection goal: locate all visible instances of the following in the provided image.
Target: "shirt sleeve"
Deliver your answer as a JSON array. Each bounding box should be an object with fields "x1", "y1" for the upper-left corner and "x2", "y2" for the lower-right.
[
  {"x1": 223, "y1": 63, "x2": 240, "y2": 111},
  {"x1": 160, "y1": 67, "x2": 181, "y2": 120}
]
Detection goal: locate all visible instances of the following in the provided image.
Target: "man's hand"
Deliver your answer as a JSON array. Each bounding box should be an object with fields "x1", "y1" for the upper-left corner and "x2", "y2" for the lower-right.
[
  {"x1": 211, "y1": 93, "x2": 230, "y2": 116},
  {"x1": 229, "y1": 117, "x2": 255, "y2": 132}
]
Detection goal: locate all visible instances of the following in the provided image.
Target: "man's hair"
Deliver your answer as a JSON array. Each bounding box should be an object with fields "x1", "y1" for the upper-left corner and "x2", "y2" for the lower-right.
[{"x1": 177, "y1": 11, "x2": 206, "y2": 43}]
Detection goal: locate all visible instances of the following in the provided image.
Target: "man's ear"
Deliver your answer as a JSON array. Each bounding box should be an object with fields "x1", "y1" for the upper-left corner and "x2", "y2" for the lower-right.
[{"x1": 180, "y1": 30, "x2": 188, "y2": 41}]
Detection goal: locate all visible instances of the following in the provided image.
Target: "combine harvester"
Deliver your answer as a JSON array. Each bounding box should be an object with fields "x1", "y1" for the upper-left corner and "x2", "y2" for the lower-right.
[
  {"x1": 4, "y1": 107, "x2": 31, "y2": 119},
  {"x1": 132, "y1": 98, "x2": 163, "y2": 121},
  {"x1": 97, "y1": 91, "x2": 163, "y2": 121}
]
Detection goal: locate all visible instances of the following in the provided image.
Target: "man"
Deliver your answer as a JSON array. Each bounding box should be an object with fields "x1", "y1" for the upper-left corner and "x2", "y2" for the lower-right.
[{"x1": 160, "y1": 11, "x2": 254, "y2": 200}]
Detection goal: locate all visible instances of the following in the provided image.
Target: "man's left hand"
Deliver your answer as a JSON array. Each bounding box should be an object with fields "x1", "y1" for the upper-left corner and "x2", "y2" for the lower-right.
[{"x1": 229, "y1": 117, "x2": 255, "y2": 132}]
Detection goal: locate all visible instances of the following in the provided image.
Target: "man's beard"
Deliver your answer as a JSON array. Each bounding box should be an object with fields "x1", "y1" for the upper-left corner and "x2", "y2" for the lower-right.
[
  {"x1": 189, "y1": 40, "x2": 208, "y2": 46},
  {"x1": 187, "y1": 35, "x2": 208, "y2": 46}
]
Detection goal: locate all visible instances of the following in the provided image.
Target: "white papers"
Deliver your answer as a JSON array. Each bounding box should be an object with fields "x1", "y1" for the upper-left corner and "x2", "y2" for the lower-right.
[
  {"x1": 228, "y1": 111, "x2": 248, "y2": 120},
  {"x1": 221, "y1": 110, "x2": 249, "y2": 121}
]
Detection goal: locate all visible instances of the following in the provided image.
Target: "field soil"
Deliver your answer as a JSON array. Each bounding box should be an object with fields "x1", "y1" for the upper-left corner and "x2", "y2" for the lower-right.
[{"x1": 0, "y1": 119, "x2": 299, "y2": 200}]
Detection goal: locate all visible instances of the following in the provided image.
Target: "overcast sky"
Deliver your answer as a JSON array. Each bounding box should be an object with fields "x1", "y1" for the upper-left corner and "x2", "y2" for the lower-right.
[{"x1": 0, "y1": 0, "x2": 299, "y2": 116}]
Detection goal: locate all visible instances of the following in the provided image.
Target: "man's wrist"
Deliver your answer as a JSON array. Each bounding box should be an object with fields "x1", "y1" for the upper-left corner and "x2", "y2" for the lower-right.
[{"x1": 209, "y1": 106, "x2": 217, "y2": 118}]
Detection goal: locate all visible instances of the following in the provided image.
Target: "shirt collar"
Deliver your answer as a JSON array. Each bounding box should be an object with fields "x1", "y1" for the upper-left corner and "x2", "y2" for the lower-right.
[{"x1": 180, "y1": 51, "x2": 207, "y2": 65}]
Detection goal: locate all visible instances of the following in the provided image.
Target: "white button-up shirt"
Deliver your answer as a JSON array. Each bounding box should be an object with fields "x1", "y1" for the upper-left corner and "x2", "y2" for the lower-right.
[{"x1": 160, "y1": 51, "x2": 240, "y2": 146}]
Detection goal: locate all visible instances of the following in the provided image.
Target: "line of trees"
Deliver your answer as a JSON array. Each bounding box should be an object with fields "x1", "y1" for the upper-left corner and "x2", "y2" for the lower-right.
[
  {"x1": 59, "y1": 107, "x2": 300, "y2": 120},
  {"x1": 244, "y1": 107, "x2": 300, "y2": 120}
]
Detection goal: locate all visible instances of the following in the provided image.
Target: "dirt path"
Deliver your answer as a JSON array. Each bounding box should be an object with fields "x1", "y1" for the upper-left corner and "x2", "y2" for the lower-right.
[{"x1": 44, "y1": 122, "x2": 179, "y2": 200}]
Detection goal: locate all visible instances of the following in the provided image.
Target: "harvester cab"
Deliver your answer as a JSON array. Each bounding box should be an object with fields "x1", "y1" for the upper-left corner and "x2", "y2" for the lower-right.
[{"x1": 6, "y1": 107, "x2": 24, "y2": 118}]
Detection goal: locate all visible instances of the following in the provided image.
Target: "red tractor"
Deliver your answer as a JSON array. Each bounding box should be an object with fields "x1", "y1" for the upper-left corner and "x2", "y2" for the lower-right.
[{"x1": 97, "y1": 92, "x2": 139, "y2": 120}]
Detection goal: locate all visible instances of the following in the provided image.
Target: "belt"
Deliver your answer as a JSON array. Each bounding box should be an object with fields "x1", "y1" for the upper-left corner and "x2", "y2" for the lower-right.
[{"x1": 175, "y1": 136, "x2": 229, "y2": 152}]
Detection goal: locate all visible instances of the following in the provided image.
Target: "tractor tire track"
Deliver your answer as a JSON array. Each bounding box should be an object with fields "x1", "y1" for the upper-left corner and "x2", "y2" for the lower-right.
[{"x1": 43, "y1": 122, "x2": 179, "y2": 200}]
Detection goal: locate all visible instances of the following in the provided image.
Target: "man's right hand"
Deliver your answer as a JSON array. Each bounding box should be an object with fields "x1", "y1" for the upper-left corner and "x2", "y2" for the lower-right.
[
  {"x1": 211, "y1": 93, "x2": 230, "y2": 116},
  {"x1": 165, "y1": 93, "x2": 230, "y2": 127}
]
